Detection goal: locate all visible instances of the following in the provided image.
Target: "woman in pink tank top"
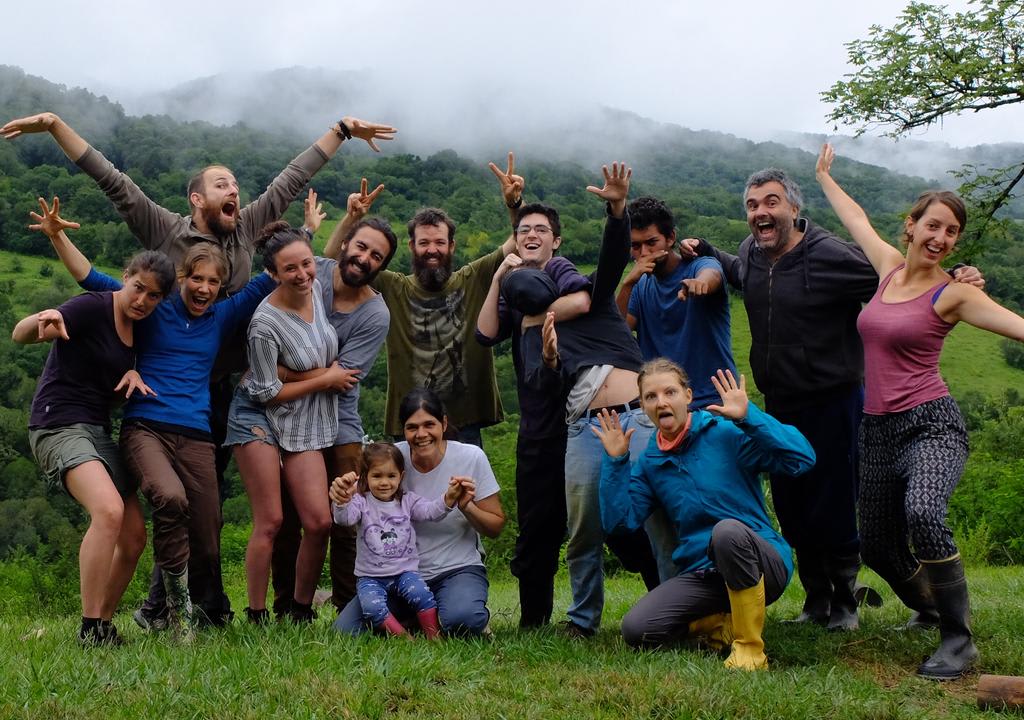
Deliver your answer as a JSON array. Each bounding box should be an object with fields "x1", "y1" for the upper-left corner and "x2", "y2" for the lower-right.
[{"x1": 815, "y1": 143, "x2": 1024, "y2": 680}]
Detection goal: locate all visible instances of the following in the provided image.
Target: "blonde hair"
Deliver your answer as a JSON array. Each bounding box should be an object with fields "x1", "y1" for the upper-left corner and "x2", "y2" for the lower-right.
[
  {"x1": 178, "y1": 242, "x2": 229, "y2": 283},
  {"x1": 637, "y1": 358, "x2": 690, "y2": 394}
]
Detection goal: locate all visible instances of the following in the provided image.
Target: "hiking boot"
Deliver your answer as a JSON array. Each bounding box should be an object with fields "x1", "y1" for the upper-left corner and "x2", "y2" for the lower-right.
[
  {"x1": 559, "y1": 621, "x2": 595, "y2": 639},
  {"x1": 132, "y1": 606, "x2": 169, "y2": 632}
]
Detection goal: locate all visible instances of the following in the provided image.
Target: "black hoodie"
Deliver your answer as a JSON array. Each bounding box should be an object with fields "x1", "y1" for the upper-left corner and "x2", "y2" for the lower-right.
[{"x1": 698, "y1": 219, "x2": 877, "y2": 412}]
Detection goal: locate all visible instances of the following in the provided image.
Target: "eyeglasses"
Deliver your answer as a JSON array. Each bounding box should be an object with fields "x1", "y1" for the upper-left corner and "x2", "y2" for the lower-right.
[{"x1": 516, "y1": 225, "x2": 553, "y2": 237}]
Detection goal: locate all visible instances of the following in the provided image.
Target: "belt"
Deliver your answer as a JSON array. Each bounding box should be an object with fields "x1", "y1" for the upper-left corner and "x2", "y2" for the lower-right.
[{"x1": 587, "y1": 398, "x2": 642, "y2": 419}]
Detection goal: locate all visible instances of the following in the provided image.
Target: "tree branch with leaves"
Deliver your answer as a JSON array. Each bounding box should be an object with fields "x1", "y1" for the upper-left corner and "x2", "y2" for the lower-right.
[{"x1": 822, "y1": 0, "x2": 1024, "y2": 257}]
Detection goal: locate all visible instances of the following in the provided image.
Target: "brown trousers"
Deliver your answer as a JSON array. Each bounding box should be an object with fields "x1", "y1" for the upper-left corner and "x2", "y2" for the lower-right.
[
  {"x1": 121, "y1": 423, "x2": 222, "y2": 582},
  {"x1": 271, "y1": 442, "x2": 362, "y2": 614}
]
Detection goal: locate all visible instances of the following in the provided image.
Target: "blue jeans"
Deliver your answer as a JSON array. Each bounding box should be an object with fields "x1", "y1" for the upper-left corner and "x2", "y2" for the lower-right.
[
  {"x1": 565, "y1": 407, "x2": 659, "y2": 631},
  {"x1": 334, "y1": 565, "x2": 489, "y2": 636},
  {"x1": 357, "y1": 572, "x2": 436, "y2": 626}
]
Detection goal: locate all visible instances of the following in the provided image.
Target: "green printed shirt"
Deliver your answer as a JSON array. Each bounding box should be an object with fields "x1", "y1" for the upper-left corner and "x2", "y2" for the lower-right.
[{"x1": 374, "y1": 246, "x2": 505, "y2": 435}]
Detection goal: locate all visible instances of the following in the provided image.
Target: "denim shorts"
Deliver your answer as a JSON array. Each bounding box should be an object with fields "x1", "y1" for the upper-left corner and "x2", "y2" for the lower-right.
[
  {"x1": 224, "y1": 388, "x2": 278, "y2": 448},
  {"x1": 29, "y1": 423, "x2": 135, "y2": 497}
]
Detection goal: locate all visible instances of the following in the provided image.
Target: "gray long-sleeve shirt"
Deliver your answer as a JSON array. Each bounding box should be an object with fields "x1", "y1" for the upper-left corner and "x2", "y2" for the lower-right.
[{"x1": 75, "y1": 143, "x2": 329, "y2": 294}]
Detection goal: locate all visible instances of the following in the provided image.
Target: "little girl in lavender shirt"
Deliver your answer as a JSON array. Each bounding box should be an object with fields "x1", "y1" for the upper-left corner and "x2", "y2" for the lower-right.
[{"x1": 332, "y1": 442, "x2": 465, "y2": 637}]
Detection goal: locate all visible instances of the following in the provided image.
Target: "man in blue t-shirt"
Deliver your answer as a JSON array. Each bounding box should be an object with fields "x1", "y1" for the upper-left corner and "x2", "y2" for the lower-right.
[{"x1": 616, "y1": 197, "x2": 737, "y2": 409}]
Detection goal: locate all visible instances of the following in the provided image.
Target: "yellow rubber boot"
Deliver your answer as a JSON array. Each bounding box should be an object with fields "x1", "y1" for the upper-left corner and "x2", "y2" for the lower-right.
[
  {"x1": 687, "y1": 613, "x2": 733, "y2": 652},
  {"x1": 724, "y1": 577, "x2": 768, "y2": 671}
]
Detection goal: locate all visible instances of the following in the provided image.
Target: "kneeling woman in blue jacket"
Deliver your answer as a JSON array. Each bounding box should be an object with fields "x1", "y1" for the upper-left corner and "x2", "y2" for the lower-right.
[{"x1": 594, "y1": 360, "x2": 815, "y2": 670}]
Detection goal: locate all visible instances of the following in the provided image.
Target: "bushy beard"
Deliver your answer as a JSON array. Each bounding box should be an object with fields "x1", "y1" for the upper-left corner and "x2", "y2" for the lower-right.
[
  {"x1": 413, "y1": 254, "x2": 453, "y2": 291},
  {"x1": 201, "y1": 203, "x2": 237, "y2": 238},
  {"x1": 340, "y1": 252, "x2": 378, "y2": 288}
]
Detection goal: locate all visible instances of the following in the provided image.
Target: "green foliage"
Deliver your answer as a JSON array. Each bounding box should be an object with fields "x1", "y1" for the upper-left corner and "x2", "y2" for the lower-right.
[
  {"x1": 1002, "y1": 337, "x2": 1024, "y2": 370},
  {"x1": 823, "y1": 0, "x2": 1024, "y2": 249}
]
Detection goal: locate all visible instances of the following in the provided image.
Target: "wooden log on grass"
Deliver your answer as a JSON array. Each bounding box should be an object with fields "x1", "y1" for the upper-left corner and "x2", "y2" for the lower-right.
[{"x1": 977, "y1": 675, "x2": 1024, "y2": 710}]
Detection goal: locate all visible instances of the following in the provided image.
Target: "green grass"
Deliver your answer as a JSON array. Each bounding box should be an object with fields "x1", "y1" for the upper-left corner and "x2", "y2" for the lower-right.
[{"x1": 2, "y1": 567, "x2": 1020, "y2": 719}]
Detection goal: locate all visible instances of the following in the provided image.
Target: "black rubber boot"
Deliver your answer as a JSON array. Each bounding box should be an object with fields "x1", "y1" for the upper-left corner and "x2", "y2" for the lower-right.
[
  {"x1": 825, "y1": 553, "x2": 860, "y2": 631},
  {"x1": 785, "y1": 549, "x2": 831, "y2": 625},
  {"x1": 887, "y1": 565, "x2": 940, "y2": 629},
  {"x1": 916, "y1": 556, "x2": 978, "y2": 680}
]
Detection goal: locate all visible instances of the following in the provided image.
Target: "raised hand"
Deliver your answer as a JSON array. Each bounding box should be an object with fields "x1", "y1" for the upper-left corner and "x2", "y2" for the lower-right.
[
  {"x1": 705, "y1": 369, "x2": 749, "y2": 422},
  {"x1": 342, "y1": 117, "x2": 397, "y2": 152},
  {"x1": 815, "y1": 143, "x2": 836, "y2": 182},
  {"x1": 303, "y1": 189, "x2": 326, "y2": 234},
  {"x1": 677, "y1": 277, "x2": 711, "y2": 302},
  {"x1": 35, "y1": 309, "x2": 68, "y2": 341},
  {"x1": 589, "y1": 408, "x2": 634, "y2": 458},
  {"x1": 542, "y1": 311, "x2": 559, "y2": 368},
  {"x1": 346, "y1": 177, "x2": 385, "y2": 222},
  {"x1": 1, "y1": 112, "x2": 57, "y2": 140},
  {"x1": 114, "y1": 369, "x2": 155, "y2": 399},
  {"x1": 586, "y1": 162, "x2": 632, "y2": 217},
  {"x1": 330, "y1": 472, "x2": 359, "y2": 505},
  {"x1": 28, "y1": 196, "x2": 81, "y2": 239},
  {"x1": 488, "y1": 151, "x2": 525, "y2": 207}
]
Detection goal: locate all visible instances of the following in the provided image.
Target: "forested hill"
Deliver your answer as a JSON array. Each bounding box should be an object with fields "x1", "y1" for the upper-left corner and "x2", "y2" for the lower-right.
[{"x1": 0, "y1": 64, "x2": 985, "y2": 265}]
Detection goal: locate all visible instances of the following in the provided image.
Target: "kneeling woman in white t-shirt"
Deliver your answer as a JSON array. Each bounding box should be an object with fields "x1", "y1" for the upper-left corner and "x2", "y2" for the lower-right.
[{"x1": 331, "y1": 388, "x2": 505, "y2": 636}]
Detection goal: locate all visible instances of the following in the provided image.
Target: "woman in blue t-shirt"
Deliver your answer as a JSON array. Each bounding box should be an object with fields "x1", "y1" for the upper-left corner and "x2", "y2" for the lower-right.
[{"x1": 14, "y1": 197, "x2": 176, "y2": 645}]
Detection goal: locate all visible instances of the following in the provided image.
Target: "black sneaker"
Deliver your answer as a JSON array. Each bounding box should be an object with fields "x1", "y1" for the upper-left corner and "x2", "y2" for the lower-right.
[
  {"x1": 98, "y1": 620, "x2": 126, "y2": 646},
  {"x1": 288, "y1": 603, "x2": 317, "y2": 625},
  {"x1": 559, "y1": 621, "x2": 595, "y2": 639},
  {"x1": 245, "y1": 607, "x2": 271, "y2": 625}
]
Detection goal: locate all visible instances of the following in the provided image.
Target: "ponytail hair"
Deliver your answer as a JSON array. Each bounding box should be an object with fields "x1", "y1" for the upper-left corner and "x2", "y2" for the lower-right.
[{"x1": 255, "y1": 221, "x2": 311, "y2": 272}]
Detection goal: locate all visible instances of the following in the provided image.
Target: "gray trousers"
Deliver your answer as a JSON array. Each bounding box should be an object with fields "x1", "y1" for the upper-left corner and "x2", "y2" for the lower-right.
[{"x1": 620, "y1": 519, "x2": 789, "y2": 648}]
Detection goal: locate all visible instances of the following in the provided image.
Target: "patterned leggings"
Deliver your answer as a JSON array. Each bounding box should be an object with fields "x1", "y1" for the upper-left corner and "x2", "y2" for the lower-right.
[{"x1": 858, "y1": 395, "x2": 968, "y2": 581}]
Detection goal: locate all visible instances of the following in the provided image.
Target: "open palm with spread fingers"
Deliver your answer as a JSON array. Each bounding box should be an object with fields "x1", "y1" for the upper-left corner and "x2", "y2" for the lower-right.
[
  {"x1": 590, "y1": 409, "x2": 634, "y2": 458},
  {"x1": 586, "y1": 162, "x2": 632, "y2": 216},
  {"x1": 706, "y1": 369, "x2": 749, "y2": 421},
  {"x1": 29, "y1": 196, "x2": 80, "y2": 238}
]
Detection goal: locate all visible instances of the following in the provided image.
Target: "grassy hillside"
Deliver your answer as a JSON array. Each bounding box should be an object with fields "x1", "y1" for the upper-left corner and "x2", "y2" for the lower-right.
[{"x1": 2, "y1": 567, "x2": 1022, "y2": 719}]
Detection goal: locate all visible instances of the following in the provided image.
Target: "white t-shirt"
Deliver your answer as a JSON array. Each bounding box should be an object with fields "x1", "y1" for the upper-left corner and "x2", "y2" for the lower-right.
[{"x1": 396, "y1": 440, "x2": 501, "y2": 579}]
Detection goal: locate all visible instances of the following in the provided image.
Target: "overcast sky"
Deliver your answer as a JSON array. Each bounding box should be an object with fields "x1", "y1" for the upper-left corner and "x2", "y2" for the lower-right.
[{"x1": 4, "y1": 0, "x2": 1020, "y2": 148}]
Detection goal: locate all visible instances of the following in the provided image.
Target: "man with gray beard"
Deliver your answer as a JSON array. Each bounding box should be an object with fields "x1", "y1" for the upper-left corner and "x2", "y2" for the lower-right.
[{"x1": 325, "y1": 183, "x2": 516, "y2": 446}]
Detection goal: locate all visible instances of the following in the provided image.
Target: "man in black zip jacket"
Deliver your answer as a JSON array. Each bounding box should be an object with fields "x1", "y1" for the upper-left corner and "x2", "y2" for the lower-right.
[{"x1": 692, "y1": 167, "x2": 982, "y2": 631}]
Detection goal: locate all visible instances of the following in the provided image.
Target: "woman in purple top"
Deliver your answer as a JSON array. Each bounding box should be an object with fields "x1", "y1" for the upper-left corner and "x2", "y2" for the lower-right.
[
  {"x1": 816, "y1": 144, "x2": 1024, "y2": 679},
  {"x1": 332, "y1": 442, "x2": 468, "y2": 638},
  {"x1": 13, "y1": 197, "x2": 176, "y2": 645}
]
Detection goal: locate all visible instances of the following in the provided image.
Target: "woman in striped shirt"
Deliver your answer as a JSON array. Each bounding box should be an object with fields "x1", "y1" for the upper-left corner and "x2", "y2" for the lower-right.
[{"x1": 226, "y1": 221, "x2": 350, "y2": 623}]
